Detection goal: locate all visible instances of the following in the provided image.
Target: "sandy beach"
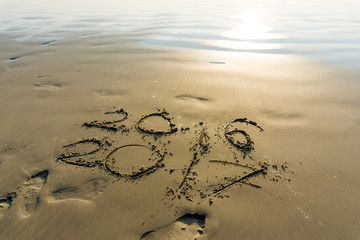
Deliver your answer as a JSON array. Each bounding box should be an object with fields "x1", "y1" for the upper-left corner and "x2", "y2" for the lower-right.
[{"x1": 1, "y1": 0, "x2": 360, "y2": 239}]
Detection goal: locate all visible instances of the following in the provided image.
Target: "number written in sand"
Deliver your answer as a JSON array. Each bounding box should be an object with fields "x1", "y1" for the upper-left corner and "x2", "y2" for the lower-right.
[
  {"x1": 136, "y1": 111, "x2": 177, "y2": 135},
  {"x1": 57, "y1": 138, "x2": 108, "y2": 167},
  {"x1": 56, "y1": 108, "x2": 278, "y2": 202},
  {"x1": 104, "y1": 144, "x2": 165, "y2": 178},
  {"x1": 224, "y1": 118, "x2": 263, "y2": 154}
]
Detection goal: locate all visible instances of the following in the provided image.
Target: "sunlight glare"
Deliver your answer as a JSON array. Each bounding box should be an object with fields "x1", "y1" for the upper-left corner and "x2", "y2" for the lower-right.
[{"x1": 222, "y1": 12, "x2": 285, "y2": 40}]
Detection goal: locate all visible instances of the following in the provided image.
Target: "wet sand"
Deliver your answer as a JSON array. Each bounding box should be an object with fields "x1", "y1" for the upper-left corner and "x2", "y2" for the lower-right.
[{"x1": 1, "y1": 29, "x2": 360, "y2": 240}]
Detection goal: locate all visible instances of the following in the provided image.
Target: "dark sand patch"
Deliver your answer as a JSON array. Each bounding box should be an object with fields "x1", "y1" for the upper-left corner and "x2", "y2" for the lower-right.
[
  {"x1": 0, "y1": 192, "x2": 16, "y2": 220},
  {"x1": 140, "y1": 213, "x2": 206, "y2": 240},
  {"x1": 9, "y1": 57, "x2": 19, "y2": 61}
]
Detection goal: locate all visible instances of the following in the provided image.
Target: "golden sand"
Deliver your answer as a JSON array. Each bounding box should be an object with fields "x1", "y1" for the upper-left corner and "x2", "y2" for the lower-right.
[{"x1": 0, "y1": 29, "x2": 360, "y2": 240}]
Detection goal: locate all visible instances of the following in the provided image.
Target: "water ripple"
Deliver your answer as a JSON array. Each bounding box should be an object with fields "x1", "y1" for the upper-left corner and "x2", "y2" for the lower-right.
[{"x1": 0, "y1": 0, "x2": 359, "y2": 66}]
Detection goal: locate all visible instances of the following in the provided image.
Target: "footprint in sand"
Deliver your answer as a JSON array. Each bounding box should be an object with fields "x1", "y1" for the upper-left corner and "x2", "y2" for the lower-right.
[
  {"x1": 95, "y1": 89, "x2": 128, "y2": 97},
  {"x1": 175, "y1": 94, "x2": 209, "y2": 103},
  {"x1": 20, "y1": 170, "x2": 48, "y2": 217},
  {"x1": 33, "y1": 75, "x2": 62, "y2": 90},
  {"x1": 0, "y1": 192, "x2": 16, "y2": 220},
  {"x1": 49, "y1": 178, "x2": 107, "y2": 203},
  {"x1": 140, "y1": 213, "x2": 206, "y2": 240}
]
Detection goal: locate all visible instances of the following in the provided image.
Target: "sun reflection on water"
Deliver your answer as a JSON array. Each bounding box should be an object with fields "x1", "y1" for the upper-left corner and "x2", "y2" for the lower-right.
[
  {"x1": 211, "y1": 11, "x2": 285, "y2": 51},
  {"x1": 223, "y1": 12, "x2": 284, "y2": 40}
]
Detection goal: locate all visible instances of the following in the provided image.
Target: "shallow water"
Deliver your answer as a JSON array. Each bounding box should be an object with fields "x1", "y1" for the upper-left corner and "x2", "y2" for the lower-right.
[{"x1": 1, "y1": 0, "x2": 360, "y2": 69}]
